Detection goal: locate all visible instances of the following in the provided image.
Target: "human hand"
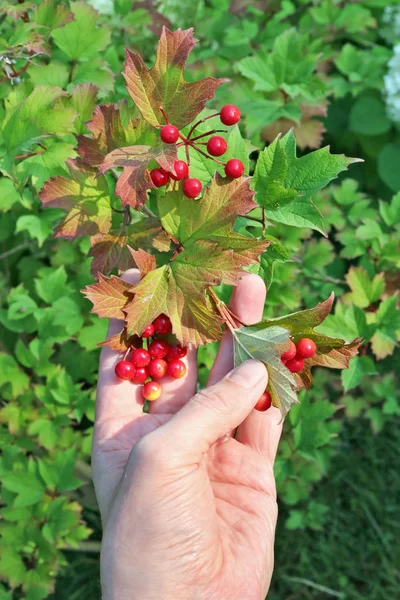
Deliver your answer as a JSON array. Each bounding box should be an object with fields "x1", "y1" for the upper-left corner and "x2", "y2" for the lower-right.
[{"x1": 92, "y1": 270, "x2": 283, "y2": 600}]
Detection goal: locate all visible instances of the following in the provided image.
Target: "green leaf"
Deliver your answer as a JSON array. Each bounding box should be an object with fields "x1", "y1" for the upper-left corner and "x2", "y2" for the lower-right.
[
  {"x1": 233, "y1": 325, "x2": 298, "y2": 417},
  {"x1": 341, "y1": 356, "x2": 378, "y2": 391},
  {"x1": 34, "y1": 266, "x2": 68, "y2": 304},
  {"x1": 379, "y1": 193, "x2": 400, "y2": 227},
  {"x1": 253, "y1": 131, "x2": 359, "y2": 233},
  {"x1": 0, "y1": 353, "x2": 30, "y2": 397},
  {"x1": 15, "y1": 213, "x2": 55, "y2": 248},
  {"x1": 2, "y1": 469, "x2": 45, "y2": 507},
  {"x1": 345, "y1": 267, "x2": 385, "y2": 308},
  {"x1": 378, "y1": 144, "x2": 400, "y2": 192},
  {"x1": 0, "y1": 178, "x2": 21, "y2": 212},
  {"x1": 349, "y1": 93, "x2": 391, "y2": 136},
  {"x1": 52, "y1": 1, "x2": 110, "y2": 61},
  {"x1": 2, "y1": 87, "x2": 76, "y2": 155},
  {"x1": 236, "y1": 29, "x2": 325, "y2": 100},
  {"x1": 27, "y1": 419, "x2": 59, "y2": 450}
]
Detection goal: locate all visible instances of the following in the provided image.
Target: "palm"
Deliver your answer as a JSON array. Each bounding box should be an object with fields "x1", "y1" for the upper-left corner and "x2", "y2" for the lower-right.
[{"x1": 93, "y1": 271, "x2": 280, "y2": 599}]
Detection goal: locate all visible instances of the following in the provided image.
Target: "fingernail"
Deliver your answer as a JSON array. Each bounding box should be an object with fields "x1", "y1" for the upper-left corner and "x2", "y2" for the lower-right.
[{"x1": 229, "y1": 360, "x2": 267, "y2": 387}]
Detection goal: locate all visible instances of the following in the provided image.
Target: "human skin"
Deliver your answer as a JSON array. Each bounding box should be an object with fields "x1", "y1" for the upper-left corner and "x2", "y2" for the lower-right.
[{"x1": 92, "y1": 270, "x2": 283, "y2": 600}]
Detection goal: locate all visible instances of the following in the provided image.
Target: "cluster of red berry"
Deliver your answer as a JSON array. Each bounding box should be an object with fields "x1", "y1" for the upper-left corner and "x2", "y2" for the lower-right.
[
  {"x1": 254, "y1": 338, "x2": 317, "y2": 412},
  {"x1": 149, "y1": 105, "x2": 244, "y2": 199},
  {"x1": 114, "y1": 314, "x2": 187, "y2": 402}
]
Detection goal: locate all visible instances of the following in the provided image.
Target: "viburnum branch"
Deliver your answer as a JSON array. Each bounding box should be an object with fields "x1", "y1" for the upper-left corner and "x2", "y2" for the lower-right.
[
  {"x1": 123, "y1": 206, "x2": 132, "y2": 226},
  {"x1": 141, "y1": 204, "x2": 157, "y2": 218},
  {"x1": 208, "y1": 287, "x2": 243, "y2": 330},
  {"x1": 0, "y1": 59, "x2": 31, "y2": 82},
  {"x1": 189, "y1": 129, "x2": 227, "y2": 142},
  {"x1": 186, "y1": 112, "x2": 221, "y2": 140},
  {"x1": 262, "y1": 208, "x2": 266, "y2": 235},
  {"x1": 185, "y1": 139, "x2": 225, "y2": 165},
  {"x1": 159, "y1": 107, "x2": 170, "y2": 124}
]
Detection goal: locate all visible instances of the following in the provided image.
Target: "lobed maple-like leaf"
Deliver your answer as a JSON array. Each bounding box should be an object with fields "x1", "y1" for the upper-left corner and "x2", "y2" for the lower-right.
[
  {"x1": 255, "y1": 294, "x2": 362, "y2": 390},
  {"x1": 100, "y1": 143, "x2": 178, "y2": 208},
  {"x1": 128, "y1": 247, "x2": 157, "y2": 278},
  {"x1": 77, "y1": 105, "x2": 153, "y2": 167},
  {"x1": 82, "y1": 274, "x2": 134, "y2": 319},
  {"x1": 39, "y1": 158, "x2": 111, "y2": 239},
  {"x1": 88, "y1": 218, "x2": 170, "y2": 276},
  {"x1": 233, "y1": 325, "x2": 298, "y2": 417},
  {"x1": 124, "y1": 27, "x2": 227, "y2": 129},
  {"x1": 98, "y1": 327, "x2": 141, "y2": 352},
  {"x1": 122, "y1": 175, "x2": 268, "y2": 345}
]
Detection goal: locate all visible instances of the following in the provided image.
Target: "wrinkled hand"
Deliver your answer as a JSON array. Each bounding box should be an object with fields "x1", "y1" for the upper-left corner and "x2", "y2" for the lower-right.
[{"x1": 92, "y1": 270, "x2": 282, "y2": 600}]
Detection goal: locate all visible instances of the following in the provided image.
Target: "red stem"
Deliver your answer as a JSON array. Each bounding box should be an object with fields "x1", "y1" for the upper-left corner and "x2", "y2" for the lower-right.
[
  {"x1": 159, "y1": 107, "x2": 170, "y2": 124},
  {"x1": 189, "y1": 129, "x2": 227, "y2": 142},
  {"x1": 186, "y1": 112, "x2": 221, "y2": 140}
]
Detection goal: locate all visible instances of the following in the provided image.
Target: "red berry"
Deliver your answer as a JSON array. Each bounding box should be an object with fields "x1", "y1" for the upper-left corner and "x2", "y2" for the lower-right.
[
  {"x1": 142, "y1": 381, "x2": 162, "y2": 401},
  {"x1": 148, "y1": 339, "x2": 169, "y2": 359},
  {"x1": 160, "y1": 125, "x2": 179, "y2": 144},
  {"x1": 131, "y1": 367, "x2": 149, "y2": 384},
  {"x1": 148, "y1": 358, "x2": 168, "y2": 379},
  {"x1": 153, "y1": 314, "x2": 172, "y2": 335},
  {"x1": 150, "y1": 168, "x2": 169, "y2": 187},
  {"x1": 255, "y1": 390, "x2": 272, "y2": 412},
  {"x1": 131, "y1": 348, "x2": 151, "y2": 368},
  {"x1": 225, "y1": 159, "x2": 244, "y2": 178},
  {"x1": 183, "y1": 178, "x2": 202, "y2": 198},
  {"x1": 220, "y1": 104, "x2": 241, "y2": 126},
  {"x1": 166, "y1": 344, "x2": 188, "y2": 361},
  {"x1": 170, "y1": 160, "x2": 189, "y2": 181},
  {"x1": 141, "y1": 323, "x2": 155, "y2": 338},
  {"x1": 281, "y1": 340, "x2": 297, "y2": 362},
  {"x1": 286, "y1": 358, "x2": 304, "y2": 373},
  {"x1": 115, "y1": 360, "x2": 135, "y2": 381},
  {"x1": 167, "y1": 359, "x2": 187, "y2": 379},
  {"x1": 296, "y1": 338, "x2": 317, "y2": 359},
  {"x1": 207, "y1": 136, "x2": 227, "y2": 157}
]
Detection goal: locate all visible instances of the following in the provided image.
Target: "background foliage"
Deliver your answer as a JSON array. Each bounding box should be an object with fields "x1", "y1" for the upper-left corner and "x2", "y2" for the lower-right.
[{"x1": 0, "y1": 1, "x2": 399, "y2": 598}]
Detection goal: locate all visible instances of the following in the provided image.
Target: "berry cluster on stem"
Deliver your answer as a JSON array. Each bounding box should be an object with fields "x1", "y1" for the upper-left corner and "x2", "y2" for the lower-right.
[
  {"x1": 149, "y1": 105, "x2": 244, "y2": 198},
  {"x1": 114, "y1": 314, "x2": 188, "y2": 402}
]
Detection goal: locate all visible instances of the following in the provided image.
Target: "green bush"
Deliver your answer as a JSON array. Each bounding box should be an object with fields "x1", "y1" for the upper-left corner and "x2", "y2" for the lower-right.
[{"x1": 0, "y1": 1, "x2": 399, "y2": 599}]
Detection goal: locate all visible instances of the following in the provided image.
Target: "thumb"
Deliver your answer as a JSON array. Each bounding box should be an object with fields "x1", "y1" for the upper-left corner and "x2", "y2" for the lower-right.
[{"x1": 156, "y1": 360, "x2": 268, "y2": 460}]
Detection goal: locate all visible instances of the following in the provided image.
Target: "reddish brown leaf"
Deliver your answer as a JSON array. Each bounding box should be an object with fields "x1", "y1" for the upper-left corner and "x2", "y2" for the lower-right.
[
  {"x1": 82, "y1": 273, "x2": 134, "y2": 319},
  {"x1": 296, "y1": 338, "x2": 363, "y2": 390},
  {"x1": 77, "y1": 105, "x2": 149, "y2": 166},
  {"x1": 122, "y1": 175, "x2": 267, "y2": 346},
  {"x1": 128, "y1": 247, "x2": 156, "y2": 278},
  {"x1": 88, "y1": 218, "x2": 170, "y2": 276},
  {"x1": 40, "y1": 159, "x2": 111, "y2": 240},
  {"x1": 124, "y1": 27, "x2": 227, "y2": 128},
  {"x1": 98, "y1": 327, "x2": 141, "y2": 352},
  {"x1": 100, "y1": 143, "x2": 177, "y2": 208}
]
